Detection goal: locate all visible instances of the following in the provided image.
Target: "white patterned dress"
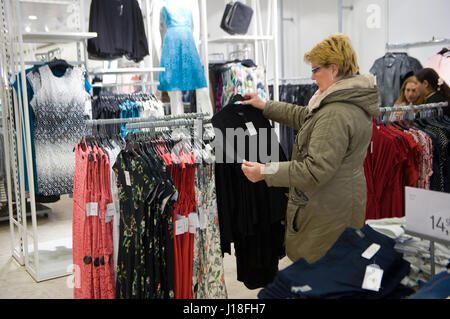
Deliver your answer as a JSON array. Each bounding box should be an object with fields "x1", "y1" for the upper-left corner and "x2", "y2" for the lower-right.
[{"x1": 27, "y1": 65, "x2": 89, "y2": 196}]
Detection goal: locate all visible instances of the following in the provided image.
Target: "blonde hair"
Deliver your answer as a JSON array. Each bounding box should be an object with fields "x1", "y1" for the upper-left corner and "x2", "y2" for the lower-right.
[
  {"x1": 394, "y1": 76, "x2": 425, "y2": 106},
  {"x1": 304, "y1": 33, "x2": 359, "y2": 77}
]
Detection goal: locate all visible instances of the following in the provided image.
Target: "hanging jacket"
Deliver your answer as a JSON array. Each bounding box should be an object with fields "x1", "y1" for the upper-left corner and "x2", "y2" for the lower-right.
[
  {"x1": 262, "y1": 74, "x2": 380, "y2": 263},
  {"x1": 370, "y1": 52, "x2": 422, "y2": 107}
]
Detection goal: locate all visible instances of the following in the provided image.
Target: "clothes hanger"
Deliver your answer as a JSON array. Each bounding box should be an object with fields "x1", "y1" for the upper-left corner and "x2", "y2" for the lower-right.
[
  {"x1": 438, "y1": 47, "x2": 449, "y2": 55},
  {"x1": 46, "y1": 58, "x2": 73, "y2": 72}
]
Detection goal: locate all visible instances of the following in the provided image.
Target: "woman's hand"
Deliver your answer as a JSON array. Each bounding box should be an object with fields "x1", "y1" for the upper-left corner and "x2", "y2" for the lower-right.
[
  {"x1": 241, "y1": 160, "x2": 265, "y2": 183},
  {"x1": 240, "y1": 93, "x2": 266, "y2": 110}
]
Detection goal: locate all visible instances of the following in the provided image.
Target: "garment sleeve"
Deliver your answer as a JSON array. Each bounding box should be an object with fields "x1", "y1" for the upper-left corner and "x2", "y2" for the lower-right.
[
  {"x1": 262, "y1": 100, "x2": 309, "y2": 131},
  {"x1": 263, "y1": 107, "x2": 351, "y2": 195}
]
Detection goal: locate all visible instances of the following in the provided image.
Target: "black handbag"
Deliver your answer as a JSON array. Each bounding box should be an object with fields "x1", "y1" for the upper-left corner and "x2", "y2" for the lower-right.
[{"x1": 220, "y1": 1, "x2": 254, "y2": 35}]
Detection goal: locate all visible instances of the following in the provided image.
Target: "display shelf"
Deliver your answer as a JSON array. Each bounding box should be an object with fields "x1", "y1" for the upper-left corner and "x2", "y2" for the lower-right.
[
  {"x1": 208, "y1": 35, "x2": 273, "y2": 44},
  {"x1": 22, "y1": 31, "x2": 97, "y2": 44}
]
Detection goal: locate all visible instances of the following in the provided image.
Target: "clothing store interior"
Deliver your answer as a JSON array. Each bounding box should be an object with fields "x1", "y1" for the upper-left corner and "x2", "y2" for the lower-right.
[{"x1": 0, "y1": 0, "x2": 449, "y2": 301}]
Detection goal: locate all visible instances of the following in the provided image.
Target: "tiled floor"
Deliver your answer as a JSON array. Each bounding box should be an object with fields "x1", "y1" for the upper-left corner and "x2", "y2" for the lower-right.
[{"x1": 0, "y1": 196, "x2": 292, "y2": 299}]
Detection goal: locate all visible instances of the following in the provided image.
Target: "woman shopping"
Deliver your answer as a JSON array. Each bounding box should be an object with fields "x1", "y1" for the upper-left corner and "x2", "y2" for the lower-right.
[{"x1": 240, "y1": 33, "x2": 380, "y2": 263}]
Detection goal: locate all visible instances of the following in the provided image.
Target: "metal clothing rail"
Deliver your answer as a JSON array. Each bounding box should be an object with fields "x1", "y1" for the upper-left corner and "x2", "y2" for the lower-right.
[
  {"x1": 379, "y1": 102, "x2": 448, "y2": 114},
  {"x1": 386, "y1": 37, "x2": 450, "y2": 50},
  {"x1": 267, "y1": 77, "x2": 313, "y2": 83},
  {"x1": 126, "y1": 118, "x2": 212, "y2": 130},
  {"x1": 91, "y1": 81, "x2": 160, "y2": 88},
  {"x1": 85, "y1": 112, "x2": 211, "y2": 127}
]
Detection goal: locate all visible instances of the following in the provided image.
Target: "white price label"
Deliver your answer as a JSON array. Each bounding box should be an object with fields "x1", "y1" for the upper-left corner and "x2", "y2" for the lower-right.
[
  {"x1": 175, "y1": 217, "x2": 186, "y2": 236},
  {"x1": 205, "y1": 144, "x2": 213, "y2": 153},
  {"x1": 86, "y1": 202, "x2": 98, "y2": 217},
  {"x1": 124, "y1": 171, "x2": 131, "y2": 186},
  {"x1": 198, "y1": 208, "x2": 207, "y2": 230},
  {"x1": 245, "y1": 122, "x2": 257, "y2": 136},
  {"x1": 106, "y1": 203, "x2": 115, "y2": 217},
  {"x1": 362, "y1": 243, "x2": 381, "y2": 260},
  {"x1": 291, "y1": 285, "x2": 312, "y2": 293},
  {"x1": 405, "y1": 187, "x2": 450, "y2": 243},
  {"x1": 175, "y1": 214, "x2": 189, "y2": 235},
  {"x1": 362, "y1": 264, "x2": 384, "y2": 292},
  {"x1": 188, "y1": 213, "x2": 199, "y2": 234}
]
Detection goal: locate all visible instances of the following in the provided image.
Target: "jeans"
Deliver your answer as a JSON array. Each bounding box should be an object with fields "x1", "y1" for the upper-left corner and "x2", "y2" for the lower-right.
[
  {"x1": 409, "y1": 271, "x2": 450, "y2": 299},
  {"x1": 258, "y1": 225, "x2": 411, "y2": 299}
]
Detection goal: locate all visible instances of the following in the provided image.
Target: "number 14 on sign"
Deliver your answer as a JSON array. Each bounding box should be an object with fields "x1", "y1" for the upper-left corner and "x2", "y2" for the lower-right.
[{"x1": 430, "y1": 215, "x2": 450, "y2": 236}]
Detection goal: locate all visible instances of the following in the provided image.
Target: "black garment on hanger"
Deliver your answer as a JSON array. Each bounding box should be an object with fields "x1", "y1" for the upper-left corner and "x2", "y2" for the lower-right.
[
  {"x1": 88, "y1": 0, "x2": 149, "y2": 62},
  {"x1": 425, "y1": 91, "x2": 450, "y2": 116},
  {"x1": 212, "y1": 96, "x2": 287, "y2": 289}
]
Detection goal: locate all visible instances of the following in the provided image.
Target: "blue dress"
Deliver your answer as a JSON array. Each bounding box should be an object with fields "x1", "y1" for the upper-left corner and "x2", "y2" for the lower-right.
[{"x1": 158, "y1": 2, "x2": 207, "y2": 92}]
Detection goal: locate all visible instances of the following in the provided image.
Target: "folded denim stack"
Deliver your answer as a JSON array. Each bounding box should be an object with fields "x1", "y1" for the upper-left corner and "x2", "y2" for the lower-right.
[
  {"x1": 366, "y1": 217, "x2": 450, "y2": 289},
  {"x1": 258, "y1": 225, "x2": 413, "y2": 299}
]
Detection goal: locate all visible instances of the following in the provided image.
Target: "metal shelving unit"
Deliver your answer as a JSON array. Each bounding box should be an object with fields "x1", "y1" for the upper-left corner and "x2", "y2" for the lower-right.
[
  {"x1": 201, "y1": 0, "x2": 279, "y2": 101},
  {"x1": 0, "y1": 0, "x2": 94, "y2": 282}
]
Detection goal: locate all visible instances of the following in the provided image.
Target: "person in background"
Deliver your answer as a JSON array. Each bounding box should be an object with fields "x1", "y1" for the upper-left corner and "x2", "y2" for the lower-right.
[
  {"x1": 394, "y1": 75, "x2": 424, "y2": 106},
  {"x1": 415, "y1": 67, "x2": 450, "y2": 116},
  {"x1": 391, "y1": 75, "x2": 424, "y2": 121},
  {"x1": 239, "y1": 33, "x2": 380, "y2": 264}
]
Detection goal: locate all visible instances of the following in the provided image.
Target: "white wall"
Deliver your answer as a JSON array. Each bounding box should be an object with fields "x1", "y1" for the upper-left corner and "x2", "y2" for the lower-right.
[
  {"x1": 278, "y1": 0, "x2": 450, "y2": 78},
  {"x1": 30, "y1": 0, "x2": 450, "y2": 90}
]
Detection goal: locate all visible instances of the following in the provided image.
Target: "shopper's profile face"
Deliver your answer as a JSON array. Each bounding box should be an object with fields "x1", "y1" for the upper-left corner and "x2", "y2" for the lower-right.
[{"x1": 311, "y1": 64, "x2": 335, "y2": 92}]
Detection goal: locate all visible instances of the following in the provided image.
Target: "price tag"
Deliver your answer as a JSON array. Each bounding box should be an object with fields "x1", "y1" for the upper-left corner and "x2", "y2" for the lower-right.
[
  {"x1": 189, "y1": 213, "x2": 199, "y2": 234},
  {"x1": 362, "y1": 264, "x2": 384, "y2": 292},
  {"x1": 124, "y1": 171, "x2": 131, "y2": 186},
  {"x1": 106, "y1": 203, "x2": 115, "y2": 217},
  {"x1": 175, "y1": 215, "x2": 188, "y2": 236},
  {"x1": 198, "y1": 207, "x2": 207, "y2": 230},
  {"x1": 361, "y1": 243, "x2": 381, "y2": 260},
  {"x1": 405, "y1": 187, "x2": 450, "y2": 243},
  {"x1": 105, "y1": 203, "x2": 115, "y2": 223},
  {"x1": 291, "y1": 285, "x2": 312, "y2": 293},
  {"x1": 205, "y1": 144, "x2": 213, "y2": 153},
  {"x1": 245, "y1": 122, "x2": 257, "y2": 136},
  {"x1": 86, "y1": 202, "x2": 98, "y2": 217}
]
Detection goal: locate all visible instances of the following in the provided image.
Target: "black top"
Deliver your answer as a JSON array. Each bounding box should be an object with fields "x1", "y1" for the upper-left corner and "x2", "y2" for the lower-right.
[
  {"x1": 88, "y1": 0, "x2": 149, "y2": 62},
  {"x1": 425, "y1": 91, "x2": 449, "y2": 116},
  {"x1": 426, "y1": 91, "x2": 447, "y2": 103},
  {"x1": 211, "y1": 97, "x2": 288, "y2": 289}
]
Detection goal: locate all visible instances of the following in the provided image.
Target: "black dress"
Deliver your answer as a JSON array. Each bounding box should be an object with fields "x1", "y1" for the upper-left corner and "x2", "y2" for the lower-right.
[
  {"x1": 211, "y1": 95, "x2": 288, "y2": 289},
  {"x1": 88, "y1": 0, "x2": 149, "y2": 63}
]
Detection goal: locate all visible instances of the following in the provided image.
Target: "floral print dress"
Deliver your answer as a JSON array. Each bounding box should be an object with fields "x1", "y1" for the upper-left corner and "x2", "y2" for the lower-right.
[
  {"x1": 113, "y1": 148, "x2": 177, "y2": 299},
  {"x1": 192, "y1": 163, "x2": 228, "y2": 299}
]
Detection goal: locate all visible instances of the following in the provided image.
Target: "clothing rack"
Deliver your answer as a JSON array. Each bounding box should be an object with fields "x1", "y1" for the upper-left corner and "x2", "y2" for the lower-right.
[
  {"x1": 85, "y1": 112, "x2": 211, "y2": 127},
  {"x1": 95, "y1": 92, "x2": 157, "y2": 99},
  {"x1": 91, "y1": 81, "x2": 160, "y2": 88},
  {"x1": 125, "y1": 118, "x2": 212, "y2": 130},
  {"x1": 267, "y1": 77, "x2": 314, "y2": 84},
  {"x1": 386, "y1": 37, "x2": 450, "y2": 51},
  {"x1": 379, "y1": 102, "x2": 448, "y2": 114}
]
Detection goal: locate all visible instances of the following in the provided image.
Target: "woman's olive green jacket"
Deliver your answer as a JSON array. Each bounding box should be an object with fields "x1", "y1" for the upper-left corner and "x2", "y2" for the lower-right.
[{"x1": 263, "y1": 75, "x2": 380, "y2": 263}]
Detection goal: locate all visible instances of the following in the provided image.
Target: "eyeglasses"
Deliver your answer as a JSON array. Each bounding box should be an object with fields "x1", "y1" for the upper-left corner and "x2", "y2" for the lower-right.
[{"x1": 311, "y1": 66, "x2": 321, "y2": 74}]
